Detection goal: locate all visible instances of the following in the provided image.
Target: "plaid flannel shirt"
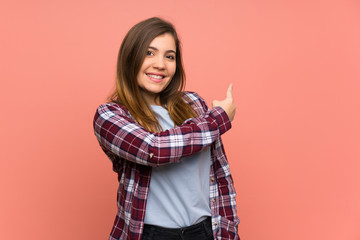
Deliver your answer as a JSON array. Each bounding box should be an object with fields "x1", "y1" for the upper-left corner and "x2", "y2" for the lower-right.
[{"x1": 93, "y1": 91, "x2": 240, "y2": 240}]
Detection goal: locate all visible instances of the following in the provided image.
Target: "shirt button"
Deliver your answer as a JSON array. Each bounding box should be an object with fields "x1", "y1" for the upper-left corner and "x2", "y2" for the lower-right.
[
  {"x1": 211, "y1": 198, "x2": 216, "y2": 203},
  {"x1": 213, "y1": 222, "x2": 218, "y2": 226},
  {"x1": 210, "y1": 177, "x2": 215, "y2": 182},
  {"x1": 149, "y1": 153, "x2": 154, "y2": 158}
]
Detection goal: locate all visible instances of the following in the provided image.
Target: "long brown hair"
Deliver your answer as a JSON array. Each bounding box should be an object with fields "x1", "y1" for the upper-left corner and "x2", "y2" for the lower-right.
[{"x1": 109, "y1": 17, "x2": 197, "y2": 132}]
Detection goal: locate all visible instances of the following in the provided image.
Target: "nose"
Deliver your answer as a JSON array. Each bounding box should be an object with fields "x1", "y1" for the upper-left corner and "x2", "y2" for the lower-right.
[{"x1": 153, "y1": 56, "x2": 165, "y2": 70}]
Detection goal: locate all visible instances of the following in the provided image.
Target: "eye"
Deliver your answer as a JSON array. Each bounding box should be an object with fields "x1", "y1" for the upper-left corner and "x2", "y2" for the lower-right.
[
  {"x1": 166, "y1": 55, "x2": 175, "y2": 60},
  {"x1": 146, "y1": 51, "x2": 154, "y2": 56}
]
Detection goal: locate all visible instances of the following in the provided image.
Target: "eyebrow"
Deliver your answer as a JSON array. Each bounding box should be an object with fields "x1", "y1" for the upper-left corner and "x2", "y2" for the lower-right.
[{"x1": 148, "y1": 46, "x2": 176, "y2": 54}]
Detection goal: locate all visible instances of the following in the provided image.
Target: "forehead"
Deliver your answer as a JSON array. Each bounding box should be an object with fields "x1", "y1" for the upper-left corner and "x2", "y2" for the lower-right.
[{"x1": 148, "y1": 33, "x2": 176, "y2": 51}]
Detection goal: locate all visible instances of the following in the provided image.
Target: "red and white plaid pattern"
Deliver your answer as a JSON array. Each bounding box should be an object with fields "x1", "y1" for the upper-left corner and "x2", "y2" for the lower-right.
[{"x1": 93, "y1": 91, "x2": 240, "y2": 240}]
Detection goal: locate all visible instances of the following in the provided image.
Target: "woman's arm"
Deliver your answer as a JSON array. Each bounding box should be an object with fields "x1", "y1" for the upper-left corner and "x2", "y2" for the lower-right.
[{"x1": 93, "y1": 98, "x2": 231, "y2": 167}]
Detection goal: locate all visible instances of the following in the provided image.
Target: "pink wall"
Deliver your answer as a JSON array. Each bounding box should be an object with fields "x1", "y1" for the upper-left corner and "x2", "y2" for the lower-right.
[{"x1": 1, "y1": 0, "x2": 359, "y2": 239}]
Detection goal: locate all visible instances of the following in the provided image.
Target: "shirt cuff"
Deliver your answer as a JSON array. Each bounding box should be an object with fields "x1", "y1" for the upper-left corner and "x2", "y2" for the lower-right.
[{"x1": 210, "y1": 106, "x2": 232, "y2": 135}]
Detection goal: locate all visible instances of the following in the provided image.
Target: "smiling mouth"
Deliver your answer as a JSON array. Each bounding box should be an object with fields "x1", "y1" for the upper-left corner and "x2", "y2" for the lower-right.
[{"x1": 146, "y1": 73, "x2": 165, "y2": 79}]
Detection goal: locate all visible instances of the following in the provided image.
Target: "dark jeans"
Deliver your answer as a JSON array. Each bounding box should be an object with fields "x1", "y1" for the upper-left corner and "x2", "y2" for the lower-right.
[{"x1": 141, "y1": 217, "x2": 214, "y2": 240}]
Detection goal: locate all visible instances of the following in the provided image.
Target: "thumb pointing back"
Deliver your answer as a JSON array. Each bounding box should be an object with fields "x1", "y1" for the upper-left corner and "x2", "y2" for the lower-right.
[{"x1": 226, "y1": 83, "x2": 233, "y2": 100}]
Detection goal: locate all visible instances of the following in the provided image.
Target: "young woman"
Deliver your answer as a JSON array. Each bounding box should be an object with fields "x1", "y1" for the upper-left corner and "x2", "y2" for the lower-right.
[{"x1": 93, "y1": 17, "x2": 240, "y2": 240}]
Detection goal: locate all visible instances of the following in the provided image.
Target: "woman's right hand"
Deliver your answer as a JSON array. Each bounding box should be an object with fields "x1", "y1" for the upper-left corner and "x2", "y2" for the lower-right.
[{"x1": 212, "y1": 83, "x2": 236, "y2": 122}]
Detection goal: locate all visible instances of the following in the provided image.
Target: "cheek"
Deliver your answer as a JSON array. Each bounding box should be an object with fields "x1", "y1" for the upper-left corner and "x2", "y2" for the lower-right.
[
  {"x1": 169, "y1": 63, "x2": 176, "y2": 76},
  {"x1": 140, "y1": 58, "x2": 151, "y2": 71}
]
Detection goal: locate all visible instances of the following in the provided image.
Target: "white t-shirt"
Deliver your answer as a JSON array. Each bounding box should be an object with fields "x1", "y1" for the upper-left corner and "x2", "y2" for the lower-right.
[{"x1": 144, "y1": 105, "x2": 212, "y2": 228}]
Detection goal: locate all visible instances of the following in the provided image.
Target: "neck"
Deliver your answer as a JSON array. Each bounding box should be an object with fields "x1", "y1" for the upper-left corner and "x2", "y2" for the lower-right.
[{"x1": 143, "y1": 93, "x2": 161, "y2": 106}]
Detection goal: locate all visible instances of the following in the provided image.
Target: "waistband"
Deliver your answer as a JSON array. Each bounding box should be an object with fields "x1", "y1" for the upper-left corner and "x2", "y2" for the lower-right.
[{"x1": 143, "y1": 217, "x2": 212, "y2": 234}]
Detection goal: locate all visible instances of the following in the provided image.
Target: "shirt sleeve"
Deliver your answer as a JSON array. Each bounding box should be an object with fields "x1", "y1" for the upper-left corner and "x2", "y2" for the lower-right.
[{"x1": 93, "y1": 101, "x2": 231, "y2": 167}]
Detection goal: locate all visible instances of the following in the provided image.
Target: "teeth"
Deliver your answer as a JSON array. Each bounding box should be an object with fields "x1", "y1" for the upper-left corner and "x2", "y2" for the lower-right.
[{"x1": 147, "y1": 74, "x2": 164, "y2": 79}]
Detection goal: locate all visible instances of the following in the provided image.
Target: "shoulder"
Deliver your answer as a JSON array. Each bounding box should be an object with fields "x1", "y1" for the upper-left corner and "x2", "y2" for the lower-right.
[
  {"x1": 182, "y1": 91, "x2": 209, "y2": 113},
  {"x1": 94, "y1": 102, "x2": 132, "y2": 121},
  {"x1": 182, "y1": 91, "x2": 205, "y2": 104}
]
